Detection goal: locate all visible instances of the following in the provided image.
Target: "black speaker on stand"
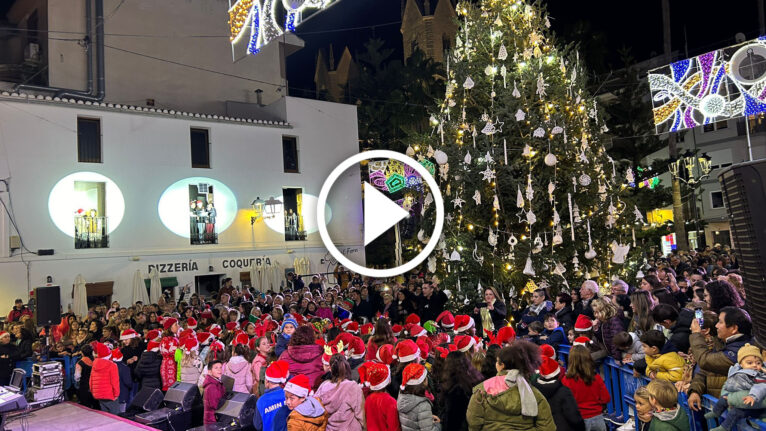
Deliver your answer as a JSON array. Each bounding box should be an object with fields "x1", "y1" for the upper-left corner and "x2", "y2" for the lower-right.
[
  {"x1": 719, "y1": 160, "x2": 766, "y2": 348},
  {"x1": 34, "y1": 286, "x2": 60, "y2": 327}
]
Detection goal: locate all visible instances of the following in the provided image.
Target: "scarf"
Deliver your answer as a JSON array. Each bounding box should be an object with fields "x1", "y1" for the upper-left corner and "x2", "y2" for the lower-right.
[
  {"x1": 528, "y1": 301, "x2": 549, "y2": 316},
  {"x1": 652, "y1": 406, "x2": 679, "y2": 422},
  {"x1": 504, "y1": 369, "x2": 538, "y2": 417}
]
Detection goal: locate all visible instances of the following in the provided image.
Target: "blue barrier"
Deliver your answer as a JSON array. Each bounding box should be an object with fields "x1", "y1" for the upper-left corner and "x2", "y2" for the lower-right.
[{"x1": 557, "y1": 345, "x2": 766, "y2": 431}]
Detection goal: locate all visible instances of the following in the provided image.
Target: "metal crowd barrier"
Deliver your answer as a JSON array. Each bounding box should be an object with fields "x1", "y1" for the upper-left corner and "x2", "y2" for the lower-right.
[{"x1": 557, "y1": 345, "x2": 766, "y2": 431}]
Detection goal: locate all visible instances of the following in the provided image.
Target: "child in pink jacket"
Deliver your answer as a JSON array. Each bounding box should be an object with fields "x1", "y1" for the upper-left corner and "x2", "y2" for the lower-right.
[
  {"x1": 250, "y1": 336, "x2": 273, "y2": 395},
  {"x1": 224, "y1": 344, "x2": 253, "y2": 393}
]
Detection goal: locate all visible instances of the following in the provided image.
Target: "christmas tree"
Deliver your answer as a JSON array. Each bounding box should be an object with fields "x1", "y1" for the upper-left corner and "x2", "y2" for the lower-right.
[{"x1": 408, "y1": 0, "x2": 645, "y2": 309}]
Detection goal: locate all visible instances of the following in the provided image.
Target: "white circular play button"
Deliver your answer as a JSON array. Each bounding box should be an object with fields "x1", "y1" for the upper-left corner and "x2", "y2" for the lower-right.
[{"x1": 317, "y1": 150, "x2": 444, "y2": 278}]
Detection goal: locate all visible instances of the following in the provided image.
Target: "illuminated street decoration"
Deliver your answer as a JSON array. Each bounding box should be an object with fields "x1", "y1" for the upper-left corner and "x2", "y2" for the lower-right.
[
  {"x1": 648, "y1": 36, "x2": 766, "y2": 133},
  {"x1": 228, "y1": 0, "x2": 335, "y2": 56}
]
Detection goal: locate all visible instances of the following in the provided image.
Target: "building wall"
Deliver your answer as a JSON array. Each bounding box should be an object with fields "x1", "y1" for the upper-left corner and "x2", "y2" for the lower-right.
[
  {"x1": 401, "y1": 0, "x2": 457, "y2": 64},
  {"x1": 0, "y1": 95, "x2": 364, "y2": 310},
  {"x1": 42, "y1": 0, "x2": 288, "y2": 114}
]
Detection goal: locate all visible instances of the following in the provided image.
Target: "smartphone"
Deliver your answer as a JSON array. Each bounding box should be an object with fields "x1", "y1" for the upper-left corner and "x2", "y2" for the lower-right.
[{"x1": 695, "y1": 308, "x2": 704, "y2": 329}]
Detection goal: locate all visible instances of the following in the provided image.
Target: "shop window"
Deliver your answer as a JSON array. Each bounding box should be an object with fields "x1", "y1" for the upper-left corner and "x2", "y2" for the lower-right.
[
  {"x1": 189, "y1": 183, "x2": 217, "y2": 245},
  {"x1": 77, "y1": 117, "x2": 101, "y2": 163},
  {"x1": 702, "y1": 120, "x2": 727, "y2": 133},
  {"x1": 712, "y1": 230, "x2": 731, "y2": 247},
  {"x1": 191, "y1": 128, "x2": 210, "y2": 168},
  {"x1": 283, "y1": 136, "x2": 299, "y2": 173},
  {"x1": 283, "y1": 187, "x2": 306, "y2": 241},
  {"x1": 711, "y1": 191, "x2": 725, "y2": 209},
  {"x1": 73, "y1": 181, "x2": 108, "y2": 248}
]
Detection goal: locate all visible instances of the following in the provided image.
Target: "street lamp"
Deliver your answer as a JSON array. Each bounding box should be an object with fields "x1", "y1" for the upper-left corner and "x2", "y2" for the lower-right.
[
  {"x1": 250, "y1": 196, "x2": 283, "y2": 225},
  {"x1": 668, "y1": 151, "x2": 712, "y2": 185}
]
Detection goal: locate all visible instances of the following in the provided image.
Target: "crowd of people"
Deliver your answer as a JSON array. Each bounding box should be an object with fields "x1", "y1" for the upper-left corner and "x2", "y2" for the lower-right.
[{"x1": 0, "y1": 245, "x2": 757, "y2": 431}]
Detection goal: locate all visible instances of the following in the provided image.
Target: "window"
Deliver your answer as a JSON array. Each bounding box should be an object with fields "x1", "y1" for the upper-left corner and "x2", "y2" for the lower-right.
[
  {"x1": 77, "y1": 117, "x2": 102, "y2": 163},
  {"x1": 442, "y1": 34, "x2": 451, "y2": 52},
  {"x1": 190, "y1": 128, "x2": 210, "y2": 168},
  {"x1": 73, "y1": 181, "x2": 108, "y2": 248},
  {"x1": 283, "y1": 187, "x2": 305, "y2": 241},
  {"x1": 702, "y1": 120, "x2": 728, "y2": 133},
  {"x1": 282, "y1": 136, "x2": 299, "y2": 173},
  {"x1": 711, "y1": 191, "x2": 725, "y2": 209}
]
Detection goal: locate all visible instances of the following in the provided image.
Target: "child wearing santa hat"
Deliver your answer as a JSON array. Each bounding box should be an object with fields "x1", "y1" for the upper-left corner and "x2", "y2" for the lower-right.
[
  {"x1": 111, "y1": 348, "x2": 133, "y2": 413},
  {"x1": 179, "y1": 337, "x2": 203, "y2": 386},
  {"x1": 364, "y1": 362, "x2": 400, "y2": 431},
  {"x1": 397, "y1": 363, "x2": 440, "y2": 431},
  {"x1": 531, "y1": 356, "x2": 584, "y2": 431},
  {"x1": 283, "y1": 374, "x2": 328, "y2": 431},
  {"x1": 135, "y1": 340, "x2": 162, "y2": 391},
  {"x1": 254, "y1": 360, "x2": 290, "y2": 431},
  {"x1": 90, "y1": 342, "x2": 121, "y2": 414}
]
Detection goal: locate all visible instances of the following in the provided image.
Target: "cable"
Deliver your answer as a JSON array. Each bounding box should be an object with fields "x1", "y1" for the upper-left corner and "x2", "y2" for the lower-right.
[{"x1": 0, "y1": 180, "x2": 37, "y2": 255}]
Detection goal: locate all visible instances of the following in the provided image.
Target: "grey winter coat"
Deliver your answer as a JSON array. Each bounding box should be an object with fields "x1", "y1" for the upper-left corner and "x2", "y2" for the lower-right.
[
  {"x1": 623, "y1": 332, "x2": 645, "y2": 362},
  {"x1": 722, "y1": 364, "x2": 766, "y2": 402},
  {"x1": 397, "y1": 393, "x2": 441, "y2": 431}
]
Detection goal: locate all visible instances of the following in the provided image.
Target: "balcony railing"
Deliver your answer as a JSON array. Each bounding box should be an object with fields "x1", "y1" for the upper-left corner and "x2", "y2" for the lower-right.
[{"x1": 74, "y1": 216, "x2": 108, "y2": 249}]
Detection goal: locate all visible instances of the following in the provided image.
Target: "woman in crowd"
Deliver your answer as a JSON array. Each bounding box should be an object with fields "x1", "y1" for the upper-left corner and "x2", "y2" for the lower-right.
[
  {"x1": 315, "y1": 354, "x2": 365, "y2": 431},
  {"x1": 703, "y1": 280, "x2": 744, "y2": 313},
  {"x1": 279, "y1": 325, "x2": 324, "y2": 387},
  {"x1": 591, "y1": 298, "x2": 625, "y2": 360},
  {"x1": 474, "y1": 286, "x2": 508, "y2": 334},
  {"x1": 439, "y1": 351, "x2": 484, "y2": 431}
]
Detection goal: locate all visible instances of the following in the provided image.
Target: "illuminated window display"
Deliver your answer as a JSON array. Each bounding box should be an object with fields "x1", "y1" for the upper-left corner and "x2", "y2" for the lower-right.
[
  {"x1": 158, "y1": 177, "x2": 237, "y2": 242},
  {"x1": 263, "y1": 193, "x2": 331, "y2": 236},
  {"x1": 48, "y1": 172, "x2": 125, "y2": 246},
  {"x1": 283, "y1": 187, "x2": 305, "y2": 241}
]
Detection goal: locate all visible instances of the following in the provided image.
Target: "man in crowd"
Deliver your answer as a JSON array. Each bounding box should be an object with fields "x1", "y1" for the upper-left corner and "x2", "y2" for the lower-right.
[
  {"x1": 351, "y1": 289, "x2": 373, "y2": 322},
  {"x1": 219, "y1": 278, "x2": 235, "y2": 298},
  {"x1": 687, "y1": 306, "x2": 753, "y2": 410},
  {"x1": 573, "y1": 280, "x2": 597, "y2": 320},
  {"x1": 417, "y1": 282, "x2": 447, "y2": 323},
  {"x1": 7, "y1": 299, "x2": 31, "y2": 322}
]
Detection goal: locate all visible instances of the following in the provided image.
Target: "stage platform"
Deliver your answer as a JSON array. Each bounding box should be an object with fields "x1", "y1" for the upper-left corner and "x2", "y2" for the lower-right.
[{"x1": 5, "y1": 402, "x2": 156, "y2": 431}]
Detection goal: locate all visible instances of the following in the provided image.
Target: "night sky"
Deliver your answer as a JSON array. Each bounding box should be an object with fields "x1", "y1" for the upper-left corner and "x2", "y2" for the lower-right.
[{"x1": 286, "y1": 0, "x2": 764, "y2": 95}]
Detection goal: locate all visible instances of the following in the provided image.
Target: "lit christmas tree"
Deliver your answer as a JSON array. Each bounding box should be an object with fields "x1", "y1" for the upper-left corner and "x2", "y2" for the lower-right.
[{"x1": 408, "y1": 0, "x2": 645, "y2": 308}]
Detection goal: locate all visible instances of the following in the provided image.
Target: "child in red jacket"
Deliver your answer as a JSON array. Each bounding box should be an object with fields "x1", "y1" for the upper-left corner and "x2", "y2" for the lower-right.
[
  {"x1": 89, "y1": 342, "x2": 121, "y2": 414},
  {"x1": 561, "y1": 345, "x2": 610, "y2": 431},
  {"x1": 363, "y1": 362, "x2": 401, "y2": 431},
  {"x1": 203, "y1": 360, "x2": 226, "y2": 424}
]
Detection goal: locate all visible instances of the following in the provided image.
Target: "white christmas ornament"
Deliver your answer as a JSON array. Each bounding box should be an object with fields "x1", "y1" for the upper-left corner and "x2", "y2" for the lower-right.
[
  {"x1": 452, "y1": 196, "x2": 465, "y2": 208},
  {"x1": 551, "y1": 126, "x2": 564, "y2": 134},
  {"x1": 532, "y1": 235, "x2": 543, "y2": 253},
  {"x1": 544, "y1": 153, "x2": 557, "y2": 166},
  {"x1": 417, "y1": 229, "x2": 429, "y2": 244},
  {"x1": 626, "y1": 167, "x2": 635, "y2": 185},
  {"x1": 516, "y1": 187, "x2": 524, "y2": 208},
  {"x1": 492, "y1": 195, "x2": 500, "y2": 210},
  {"x1": 522, "y1": 144, "x2": 532, "y2": 157},
  {"x1": 523, "y1": 256, "x2": 535, "y2": 276},
  {"x1": 578, "y1": 174, "x2": 591, "y2": 186},
  {"x1": 512, "y1": 81, "x2": 521, "y2": 98},
  {"x1": 434, "y1": 150, "x2": 448, "y2": 165},
  {"x1": 526, "y1": 209, "x2": 537, "y2": 225},
  {"x1": 488, "y1": 228, "x2": 498, "y2": 247},
  {"x1": 472, "y1": 190, "x2": 481, "y2": 205},
  {"x1": 634, "y1": 205, "x2": 646, "y2": 224},
  {"x1": 484, "y1": 151, "x2": 495, "y2": 165},
  {"x1": 463, "y1": 76, "x2": 475, "y2": 89},
  {"x1": 427, "y1": 256, "x2": 437, "y2": 273},
  {"x1": 610, "y1": 241, "x2": 630, "y2": 264},
  {"x1": 552, "y1": 225, "x2": 563, "y2": 245},
  {"x1": 548, "y1": 182, "x2": 556, "y2": 202},
  {"x1": 508, "y1": 234, "x2": 518, "y2": 248},
  {"x1": 439, "y1": 163, "x2": 449, "y2": 180},
  {"x1": 426, "y1": 145, "x2": 435, "y2": 158},
  {"x1": 472, "y1": 243, "x2": 484, "y2": 265},
  {"x1": 464, "y1": 151, "x2": 472, "y2": 164},
  {"x1": 584, "y1": 220, "x2": 596, "y2": 259},
  {"x1": 515, "y1": 109, "x2": 526, "y2": 122},
  {"x1": 405, "y1": 145, "x2": 415, "y2": 156},
  {"x1": 480, "y1": 166, "x2": 496, "y2": 182},
  {"x1": 536, "y1": 74, "x2": 548, "y2": 98},
  {"x1": 449, "y1": 250, "x2": 461, "y2": 261},
  {"x1": 498, "y1": 44, "x2": 508, "y2": 60},
  {"x1": 533, "y1": 127, "x2": 546, "y2": 138}
]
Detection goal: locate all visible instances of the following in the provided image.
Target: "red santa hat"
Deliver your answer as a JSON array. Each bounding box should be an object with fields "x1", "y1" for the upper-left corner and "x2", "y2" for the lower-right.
[
  {"x1": 436, "y1": 311, "x2": 455, "y2": 328},
  {"x1": 209, "y1": 340, "x2": 225, "y2": 360},
  {"x1": 574, "y1": 315, "x2": 593, "y2": 332},
  {"x1": 375, "y1": 344, "x2": 395, "y2": 365},
  {"x1": 540, "y1": 344, "x2": 556, "y2": 360},
  {"x1": 493, "y1": 326, "x2": 516, "y2": 346},
  {"x1": 162, "y1": 317, "x2": 178, "y2": 331},
  {"x1": 232, "y1": 332, "x2": 249, "y2": 347},
  {"x1": 200, "y1": 310, "x2": 214, "y2": 319},
  {"x1": 405, "y1": 314, "x2": 421, "y2": 326},
  {"x1": 408, "y1": 324, "x2": 427, "y2": 338},
  {"x1": 361, "y1": 323, "x2": 375, "y2": 336},
  {"x1": 453, "y1": 315, "x2": 475, "y2": 334},
  {"x1": 332, "y1": 332, "x2": 354, "y2": 351},
  {"x1": 225, "y1": 321, "x2": 239, "y2": 332},
  {"x1": 111, "y1": 348, "x2": 123, "y2": 362},
  {"x1": 196, "y1": 332, "x2": 213, "y2": 346},
  {"x1": 120, "y1": 329, "x2": 138, "y2": 341},
  {"x1": 573, "y1": 336, "x2": 591, "y2": 347},
  {"x1": 0, "y1": 332, "x2": 9, "y2": 339},
  {"x1": 342, "y1": 321, "x2": 359, "y2": 334},
  {"x1": 284, "y1": 374, "x2": 312, "y2": 398},
  {"x1": 455, "y1": 335, "x2": 476, "y2": 353},
  {"x1": 209, "y1": 324, "x2": 223, "y2": 338},
  {"x1": 178, "y1": 329, "x2": 195, "y2": 342},
  {"x1": 435, "y1": 346, "x2": 449, "y2": 359},
  {"x1": 94, "y1": 342, "x2": 112, "y2": 360},
  {"x1": 416, "y1": 338, "x2": 430, "y2": 359},
  {"x1": 322, "y1": 345, "x2": 339, "y2": 366},
  {"x1": 182, "y1": 337, "x2": 199, "y2": 353},
  {"x1": 146, "y1": 329, "x2": 161, "y2": 342},
  {"x1": 265, "y1": 360, "x2": 290, "y2": 384},
  {"x1": 187, "y1": 318, "x2": 197, "y2": 329},
  {"x1": 538, "y1": 357, "x2": 561, "y2": 380},
  {"x1": 146, "y1": 341, "x2": 160, "y2": 352},
  {"x1": 391, "y1": 324, "x2": 403, "y2": 336},
  {"x1": 393, "y1": 340, "x2": 420, "y2": 363},
  {"x1": 357, "y1": 361, "x2": 372, "y2": 387},
  {"x1": 347, "y1": 336, "x2": 366, "y2": 360},
  {"x1": 366, "y1": 362, "x2": 391, "y2": 391},
  {"x1": 400, "y1": 363, "x2": 427, "y2": 390}
]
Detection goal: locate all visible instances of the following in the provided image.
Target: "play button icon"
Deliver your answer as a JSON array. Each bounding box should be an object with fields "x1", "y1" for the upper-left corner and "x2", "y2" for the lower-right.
[
  {"x1": 317, "y1": 150, "x2": 444, "y2": 278},
  {"x1": 363, "y1": 182, "x2": 410, "y2": 246}
]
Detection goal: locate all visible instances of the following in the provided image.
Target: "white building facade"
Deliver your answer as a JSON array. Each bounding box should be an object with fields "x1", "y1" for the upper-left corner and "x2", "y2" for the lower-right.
[{"x1": 0, "y1": 0, "x2": 364, "y2": 311}]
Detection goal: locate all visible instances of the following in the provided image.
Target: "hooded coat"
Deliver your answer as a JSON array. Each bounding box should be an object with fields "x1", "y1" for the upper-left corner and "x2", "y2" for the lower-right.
[
  {"x1": 531, "y1": 379, "x2": 585, "y2": 431},
  {"x1": 90, "y1": 357, "x2": 120, "y2": 401},
  {"x1": 315, "y1": 379, "x2": 365, "y2": 431},
  {"x1": 287, "y1": 396, "x2": 329, "y2": 431},
  {"x1": 225, "y1": 355, "x2": 254, "y2": 393},
  {"x1": 135, "y1": 350, "x2": 163, "y2": 390},
  {"x1": 466, "y1": 370, "x2": 556, "y2": 431},
  {"x1": 645, "y1": 343, "x2": 685, "y2": 382},
  {"x1": 279, "y1": 344, "x2": 324, "y2": 388},
  {"x1": 397, "y1": 393, "x2": 441, "y2": 431},
  {"x1": 251, "y1": 353, "x2": 269, "y2": 396},
  {"x1": 203, "y1": 374, "x2": 226, "y2": 424}
]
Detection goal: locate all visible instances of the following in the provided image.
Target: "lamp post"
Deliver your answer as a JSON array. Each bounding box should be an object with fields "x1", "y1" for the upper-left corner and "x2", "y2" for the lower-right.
[
  {"x1": 251, "y1": 196, "x2": 283, "y2": 225},
  {"x1": 668, "y1": 151, "x2": 712, "y2": 249}
]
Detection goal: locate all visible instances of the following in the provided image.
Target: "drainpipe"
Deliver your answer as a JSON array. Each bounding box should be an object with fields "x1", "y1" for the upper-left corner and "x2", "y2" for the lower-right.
[{"x1": 15, "y1": 0, "x2": 104, "y2": 102}]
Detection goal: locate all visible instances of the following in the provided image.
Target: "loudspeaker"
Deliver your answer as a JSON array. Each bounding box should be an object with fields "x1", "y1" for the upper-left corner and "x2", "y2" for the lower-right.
[
  {"x1": 34, "y1": 286, "x2": 60, "y2": 326},
  {"x1": 216, "y1": 392, "x2": 257, "y2": 426},
  {"x1": 719, "y1": 160, "x2": 766, "y2": 347},
  {"x1": 163, "y1": 382, "x2": 199, "y2": 411},
  {"x1": 130, "y1": 387, "x2": 164, "y2": 412}
]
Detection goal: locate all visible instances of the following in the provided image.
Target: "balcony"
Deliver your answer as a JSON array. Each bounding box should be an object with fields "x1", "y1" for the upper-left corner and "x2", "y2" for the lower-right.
[{"x1": 74, "y1": 216, "x2": 108, "y2": 249}]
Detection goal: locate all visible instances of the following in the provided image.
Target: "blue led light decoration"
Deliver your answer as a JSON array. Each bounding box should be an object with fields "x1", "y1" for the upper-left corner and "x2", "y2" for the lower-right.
[{"x1": 648, "y1": 36, "x2": 766, "y2": 133}]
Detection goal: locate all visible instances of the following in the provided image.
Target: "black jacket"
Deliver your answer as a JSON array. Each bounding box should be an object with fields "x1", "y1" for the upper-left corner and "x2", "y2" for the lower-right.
[
  {"x1": 15, "y1": 329, "x2": 34, "y2": 359},
  {"x1": 439, "y1": 385, "x2": 471, "y2": 431},
  {"x1": 555, "y1": 306, "x2": 575, "y2": 331},
  {"x1": 116, "y1": 361, "x2": 133, "y2": 404},
  {"x1": 668, "y1": 308, "x2": 694, "y2": 354},
  {"x1": 0, "y1": 343, "x2": 18, "y2": 384},
  {"x1": 417, "y1": 291, "x2": 448, "y2": 323},
  {"x1": 135, "y1": 351, "x2": 162, "y2": 390},
  {"x1": 532, "y1": 379, "x2": 586, "y2": 431},
  {"x1": 474, "y1": 301, "x2": 508, "y2": 332}
]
